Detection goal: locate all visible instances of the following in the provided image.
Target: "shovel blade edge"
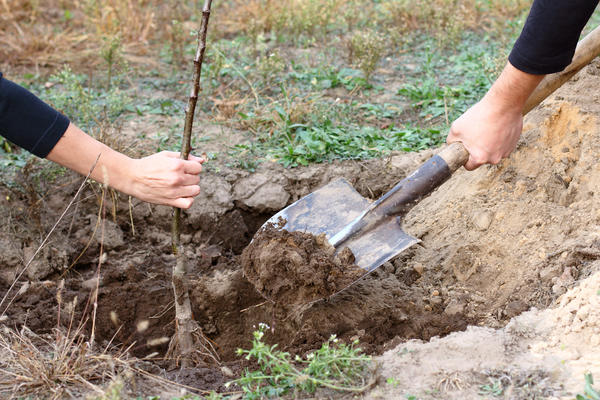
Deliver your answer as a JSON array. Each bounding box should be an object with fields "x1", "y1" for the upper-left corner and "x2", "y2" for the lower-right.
[{"x1": 263, "y1": 178, "x2": 419, "y2": 271}]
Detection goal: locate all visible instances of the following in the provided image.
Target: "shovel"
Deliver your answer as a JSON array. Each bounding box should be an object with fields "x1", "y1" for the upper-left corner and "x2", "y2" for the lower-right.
[{"x1": 259, "y1": 25, "x2": 600, "y2": 276}]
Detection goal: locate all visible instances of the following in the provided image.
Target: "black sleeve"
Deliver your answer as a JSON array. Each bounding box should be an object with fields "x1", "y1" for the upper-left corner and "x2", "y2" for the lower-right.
[
  {"x1": 509, "y1": 0, "x2": 599, "y2": 75},
  {"x1": 0, "y1": 72, "x2": 70, "y2": 158}
]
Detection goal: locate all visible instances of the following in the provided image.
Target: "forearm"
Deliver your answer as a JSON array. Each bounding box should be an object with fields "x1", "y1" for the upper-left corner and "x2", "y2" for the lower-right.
[
  {"x1": 46, "y1": 122, "x2": 135, "y2": 193},
  {"x1": 47, "y1": 123, "x2": 203, "y2": 208},
  {"x1": 484, "y1": 61, "x2": 545, "y2": 114}
]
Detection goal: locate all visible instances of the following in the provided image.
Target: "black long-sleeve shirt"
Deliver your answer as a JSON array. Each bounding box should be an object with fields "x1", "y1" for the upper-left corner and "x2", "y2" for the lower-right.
[
  {"x1": 0, "y1": 72, "x2": 69, "y2": 158},
  {"x1": 509, "y1": 0, "x2": 599, "y2": 74},
  {"x1": 0, "y1": 1, "x2": 598, "y2": 157}
]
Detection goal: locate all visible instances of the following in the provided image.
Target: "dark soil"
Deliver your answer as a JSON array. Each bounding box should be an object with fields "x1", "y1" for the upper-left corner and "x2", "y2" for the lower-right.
[
  {"x1": 241, "y1": 220, "x2": 365, "y2": 305},
  {"x1": 0, "y1": 147, "x2": 558, "y2": 393}
]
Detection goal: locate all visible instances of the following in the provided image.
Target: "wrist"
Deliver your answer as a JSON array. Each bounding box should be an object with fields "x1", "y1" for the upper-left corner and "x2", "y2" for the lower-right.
[
  {"x1": 107, "y1": 156, "x2": 138, "y2": 197},
  {"x1": 483, "y1": 61, "x2": 545, "y2": 114}
]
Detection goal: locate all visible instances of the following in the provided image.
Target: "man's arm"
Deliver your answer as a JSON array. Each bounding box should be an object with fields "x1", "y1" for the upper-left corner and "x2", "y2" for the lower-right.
[
  {"x1": 0, "y1": 73, "x2": 203, "y2": 209},
  {"x1": 447, "y1": 0, "x2": 598, "y2": 170},
  {"x1": 447, "y1": 62, "x2": 543, "y2": 170}
]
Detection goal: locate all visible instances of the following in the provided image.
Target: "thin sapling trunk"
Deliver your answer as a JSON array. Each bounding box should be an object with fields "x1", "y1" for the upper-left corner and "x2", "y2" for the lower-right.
[{"x1": 168, "y1": 0, "x2": 217, "y2": 367}]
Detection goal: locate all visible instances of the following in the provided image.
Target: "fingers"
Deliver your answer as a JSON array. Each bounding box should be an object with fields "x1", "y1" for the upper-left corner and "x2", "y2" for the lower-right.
[
  {"x1": 128, "y1": 151, "x2": 208, "y2": 208},
  {"x1": 464, "y1": 157, "x2": 481, "y2": 171},
  {"x1": 182, "y1": 159, "x2": 203, "y2": 175},
  {"x1": 162, "y1": 151, "x2": 182, "y2": 158},
  {"x1": 188, "y1": 154, "x2": 206, "y2": 163},
  {"x1": 171, "y1": 197, "x2": 195, "y2": 209},
  {"x1": 160, "y1": 152, "x2": 204, "y2": 175},
  {"x1": 157, "y1": 185, "x2": 201, "y2": 208},
  {"x1": 175, "y1": 184, "x2": 201, "y2": 198},
  {"x1": 180, "y1": 173, "x2": 200, "y2": 186}
]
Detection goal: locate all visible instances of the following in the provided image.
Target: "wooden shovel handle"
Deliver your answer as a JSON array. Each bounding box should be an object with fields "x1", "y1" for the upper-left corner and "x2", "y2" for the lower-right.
[
  {"x1": 442, "y1": 24, "x2": 600, "y2": 172},
  {"x1": 438, "y1": 142, "x2": 469, "y2": 173}
]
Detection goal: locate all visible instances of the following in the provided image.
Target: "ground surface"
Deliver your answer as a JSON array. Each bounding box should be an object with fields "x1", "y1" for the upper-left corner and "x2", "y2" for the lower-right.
[
  {"x1": 1, "y1": 61, "x2": 600, "y2": 399},
  {"x1": 2, "y1": 1, "x2": 600, "y2": 398}
]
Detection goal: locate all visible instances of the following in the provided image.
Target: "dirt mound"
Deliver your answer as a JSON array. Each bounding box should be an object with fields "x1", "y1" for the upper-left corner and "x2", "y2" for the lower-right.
[
  {"x1": 365, "y1": 60, "x2": 600, "y2": 398},
  {"x1": 241, "y1": 220, "x2": 364, "y2": 305}
]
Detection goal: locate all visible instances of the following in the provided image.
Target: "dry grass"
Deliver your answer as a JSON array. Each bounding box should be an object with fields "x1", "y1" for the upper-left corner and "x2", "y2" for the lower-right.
[
  {"x1": 219, "y1": 0, "x2": 343, "y2": 40},
  {"x1": 0, "y1": 322, "x2": 211, "y2": 399},
  {"x1": 0, "y1": 323, "x2": 127, "y2": 399},
  {"x1": 382, "y1": 0, "x2": 530, "y2": 45},
  {"x1": 0, "y1": 0, "x2": 529, "y2": 72},
  {"x1": 0, "y1": 0, "x2": 195, "y2": 70}
]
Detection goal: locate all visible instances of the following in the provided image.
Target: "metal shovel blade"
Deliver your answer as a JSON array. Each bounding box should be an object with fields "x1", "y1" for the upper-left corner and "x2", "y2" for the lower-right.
[{"x1": 264, "y1": 178, "x2": 419, "y2": 272}]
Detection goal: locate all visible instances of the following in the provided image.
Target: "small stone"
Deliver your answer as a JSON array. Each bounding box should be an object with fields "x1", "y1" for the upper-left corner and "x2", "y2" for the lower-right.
[
  {"x1": 413, "y1": 263, "x2": 424, "y2": 276},
  {"x1": 444, "y1": 300, "x2": 465, "y2": 316},
  {"x1": 96, "y1": 219, "x2": 124, "y2": 250},
  {"x1": 504, "y1": 300, "x2": 528, "y2": 318},
  {"x1": 472, "y1": 210, "x2": 494, "y2": 231},
  {"x1": 576, "y1": 305, "x2": 590, "y2": 320},
  {"x1": 430, "y1": 296, "x2": 442, "y2": 305},
  {"x1": 424, "y1": 304, "x2": 432, "y2": 311},
  {"x1": 181, "y1": 234, "x2": 192, "y2": 245},
  {"x1": 221, "y1": 366, "x2": 235, "y2": 378},
  {"x1": 81, "y1": 277, "x2": 100, "y2": 290},
  {"x1": 431, "y1": 290, "x2": 440, "y2": 296}
]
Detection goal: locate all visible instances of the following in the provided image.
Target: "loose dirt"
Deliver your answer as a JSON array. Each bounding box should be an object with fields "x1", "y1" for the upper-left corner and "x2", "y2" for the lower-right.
[
  {"x1": 2, "y1": 60, "x2": 600, "y2": 398},
  {"x1": 241, "y1": 219, "x2": 365, "y2": 305}
]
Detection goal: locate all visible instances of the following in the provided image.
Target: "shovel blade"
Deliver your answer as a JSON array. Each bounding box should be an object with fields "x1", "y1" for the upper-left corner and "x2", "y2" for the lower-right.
[{"x1": 264, "y1": 178, "x2": 418, "y2": 272}]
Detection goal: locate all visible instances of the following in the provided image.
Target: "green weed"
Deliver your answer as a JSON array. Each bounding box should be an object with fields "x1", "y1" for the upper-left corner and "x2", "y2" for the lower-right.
[
  {"x1": 100, "y1": 34, "x2": 124, "y2": 90},
  {"x1": 288, "y1": 64, "x2": 370, "y2": 91},
  {"x1": 577, "y1": 373, "x2": 600, "y2": 400},
  {"x1": 227, "y1": 323, "x2": 372, "y2": 399},
  {"x1": 262, "y1": 116, "x2": 442, "y2": 167},
  {"x1": 387, "y1": 377, "x2": 400, "y2": 387},
  {"x1": 479, "y1": 379, "x2": 504, "y2": 397},
  {"x1": 397, "y1": 37, "x2": 502, "y2": 125},
  {"x1": 257, "y1": 50, "x2": 287, "y2": 86}
]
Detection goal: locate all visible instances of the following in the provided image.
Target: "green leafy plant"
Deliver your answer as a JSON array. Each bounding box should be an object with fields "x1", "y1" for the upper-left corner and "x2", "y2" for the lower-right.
[
  {"x1": 288, "y1": 64, "x2": 370, "y2": 91},
  {"x1": 227, "y1": 323, "x2": 372, "y2": 399},
  {"x1": 268, "y1": 121, "x2": 443, "y2": 167},
  {"x1": 386, "y1": 377, "x2": 400, "y2": 387},
  {"x1": 257, "y1": 50, "x2": 287, "y2": 86},
  {"x1": 101, "y1": 34, "x2": 123, "y2": 90},
  {"x1": 397, "y1": 41, "x2": 494, "y2": 124},
  {"x1": 479, "y1": 378, "x2": 504, "y2": 397},
  {"x1": 577, "y1": 373, "x2": 600, "y2": 400}
]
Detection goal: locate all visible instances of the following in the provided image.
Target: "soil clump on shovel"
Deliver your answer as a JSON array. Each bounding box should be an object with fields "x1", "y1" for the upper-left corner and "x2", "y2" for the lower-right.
[{"x1": 241, "y1": 220, "x2": 365, "y2": 305}]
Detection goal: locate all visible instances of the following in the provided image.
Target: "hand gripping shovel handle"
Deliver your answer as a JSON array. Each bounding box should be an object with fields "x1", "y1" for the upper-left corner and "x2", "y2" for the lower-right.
[
  {"x1": 391, "y1": 23, "x2": 600, "y2": 210},
  {"x1": 439, "y1": 23, "x2": 600, "y2": 176},
  {"x1": 332, "y1": 25, "x2": 600, "y2": 248}
]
